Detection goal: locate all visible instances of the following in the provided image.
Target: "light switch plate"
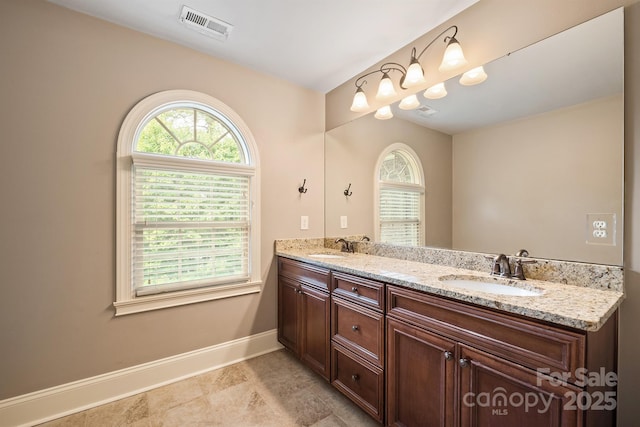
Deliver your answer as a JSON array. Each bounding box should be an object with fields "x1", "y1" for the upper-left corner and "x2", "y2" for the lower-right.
[{"x1": 340, "y1": 216, "x2": 348, "y2": 229}]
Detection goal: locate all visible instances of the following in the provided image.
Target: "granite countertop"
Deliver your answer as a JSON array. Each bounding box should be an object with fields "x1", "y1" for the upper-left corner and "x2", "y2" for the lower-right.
[{"x1": 276, "y1": 247, "x2": 624, "y2": 332}]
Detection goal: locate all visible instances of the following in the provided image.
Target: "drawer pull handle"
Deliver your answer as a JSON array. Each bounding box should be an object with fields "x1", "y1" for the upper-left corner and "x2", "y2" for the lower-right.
[
  {"x1": 351, "y1": 325, "x2": 359, "y2": 332},
  {"x1": 459, "y1": 358, "x2": 470, "y2": 368},
  {"x1": 444, "y1": 351, "x2": 453, "y2": 361},
  {"x1": 351, "y1": 286, "x2": 358, "y2": 293},
  {"x1": 351, "y1": 374, "x2": 360, "y2": 381}
]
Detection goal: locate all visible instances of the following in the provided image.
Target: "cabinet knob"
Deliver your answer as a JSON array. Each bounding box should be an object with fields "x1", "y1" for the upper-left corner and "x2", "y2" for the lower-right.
[
  {"x1": 351, "y1": 286, "x2": 358, "y2": 293},
  {"x1": 351, "y1": 374, "x2": 359, "y2": 381},
  {"x1": 444, "y1": 351, "x2": 453, "y2": 361},
  {"x1": 459, "y1": 358, "x2": 470, "y2": 368},
  {"x1": 351, "y1": 325, "x2": 359, "y2": 332}
]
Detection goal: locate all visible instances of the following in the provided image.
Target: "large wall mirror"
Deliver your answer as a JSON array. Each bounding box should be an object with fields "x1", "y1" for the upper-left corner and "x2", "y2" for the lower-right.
[{"x1": 325, "y1": 8, "x2": 624, "y2": 265}]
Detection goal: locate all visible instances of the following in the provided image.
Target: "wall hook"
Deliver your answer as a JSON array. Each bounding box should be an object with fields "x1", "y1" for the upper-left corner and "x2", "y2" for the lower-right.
[
  {"x1": 343, "y1": 183, "x2": 353, "y2": 197},
  {"x1": 298, "y1": 179, "x2": 308, "y2": 194}
]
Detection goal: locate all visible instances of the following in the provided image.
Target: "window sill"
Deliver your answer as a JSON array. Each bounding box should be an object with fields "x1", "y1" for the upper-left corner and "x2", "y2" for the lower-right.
[{"x1": 113, "y1": 280, "x2": 262, "y2": 316}]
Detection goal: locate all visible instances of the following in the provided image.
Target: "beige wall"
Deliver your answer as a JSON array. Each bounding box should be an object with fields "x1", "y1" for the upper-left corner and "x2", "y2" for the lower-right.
[
  {"x1": 325, "y1": 115, "x2": 452, "y2": 247},
  {"x1": 0, "y1": 0, "x2": 324, "y2": 399},
  {"x1": 452, "y1": 95, "x2": 623, "y2": 265}
]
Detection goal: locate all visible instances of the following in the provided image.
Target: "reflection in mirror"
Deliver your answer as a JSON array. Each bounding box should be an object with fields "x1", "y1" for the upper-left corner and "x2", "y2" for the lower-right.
[
  {"x1": 325, "y1": 8, "x2": 623, "y2": 265},
  {"x1": 375, "y1": 144, "x2": 426, "y2": 246}
]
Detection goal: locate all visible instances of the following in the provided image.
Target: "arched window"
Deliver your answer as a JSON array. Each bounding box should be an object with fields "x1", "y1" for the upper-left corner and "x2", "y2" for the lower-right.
[
  {"x1": 115, "y1": 90, "x2": 260, "y2": 315},
  {"x1": 374, "y1": 144, "x2": 425, "y2": 246}
]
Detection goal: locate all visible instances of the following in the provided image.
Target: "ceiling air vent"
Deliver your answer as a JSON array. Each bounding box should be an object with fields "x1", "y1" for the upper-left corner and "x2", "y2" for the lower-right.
[
  {"x1": 179, "y1": 6, "x2": 233, "y2": 41},
  {"x1": 416, "y1": 105, "x2": 438, "y2": 117}
]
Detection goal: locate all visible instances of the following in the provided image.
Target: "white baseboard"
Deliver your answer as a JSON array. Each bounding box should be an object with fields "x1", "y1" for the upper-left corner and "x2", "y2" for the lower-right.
[{"x1": 0, "y1": 329, "x2": 282, "y2": 427}]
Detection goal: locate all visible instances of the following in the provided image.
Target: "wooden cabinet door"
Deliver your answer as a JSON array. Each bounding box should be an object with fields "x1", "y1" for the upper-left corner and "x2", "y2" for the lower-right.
[
  {"x1": 278, "y1": 276, "x2": 300, "y2": 354},
  {"x1": 300, "y1": 284, "x2": 331, "y2": 380},
  {"x1": 387, "y1": 317, "x2": 456, "y2": 427},
  {"x1": 458, "y1": 344, "x2": 582, "y2": 427}
]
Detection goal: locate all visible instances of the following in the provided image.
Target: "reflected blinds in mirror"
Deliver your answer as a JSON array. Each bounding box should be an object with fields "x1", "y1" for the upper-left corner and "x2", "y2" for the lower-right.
[
  {"x1": 379, "y1": 188, "x2": 421, "y2": 246},
  {"x1": 378, "y1": 147, "x2": 425, "y2": 246}
]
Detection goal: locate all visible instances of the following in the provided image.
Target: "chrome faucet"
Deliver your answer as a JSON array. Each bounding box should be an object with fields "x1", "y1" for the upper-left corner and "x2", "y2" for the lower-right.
[
  {"x1": 335, "y1": 238, "x2": 353, "y2": 253},
  {"x1": 492, "y1": 254, "x2": 511, "y2": 278}
]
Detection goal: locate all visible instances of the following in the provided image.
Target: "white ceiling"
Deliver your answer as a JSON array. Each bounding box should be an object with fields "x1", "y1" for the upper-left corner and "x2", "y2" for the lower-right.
[{"x1": 48, "y1": 0, "x2": 480, "y2": 93}]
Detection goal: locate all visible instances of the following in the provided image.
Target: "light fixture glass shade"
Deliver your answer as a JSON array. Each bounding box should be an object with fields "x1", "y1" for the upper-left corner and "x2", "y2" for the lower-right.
[
  {"x1": 423, "y1": 82, "x2": 447, "y2": 99},
  {"x1": 375, "y1": 73, "x2": 397, "y2": 101},
  {"x1": 350, "y1": 87, "x2": 370, "y2": 112},
  {"x1": 399, "y1": 94, "x2": 420, "y2": 110},
  {"x1": 459, "y1": 66, "x2": 488, "y2": 86},
  {"x1": 404, "y1": 58, "x2": 426, "y2": 88},
  {"x1": 374, "y1": 105, "x2": 393, "y2": 120},
  {"x1": 439, "y1": 37, "x2": 468, "y2": 72}
]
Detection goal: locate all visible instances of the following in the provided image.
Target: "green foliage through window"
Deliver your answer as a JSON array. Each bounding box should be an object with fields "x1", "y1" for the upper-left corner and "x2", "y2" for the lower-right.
[{"x1": 136, "y1": 107, "x2": 245, "y2": 163}]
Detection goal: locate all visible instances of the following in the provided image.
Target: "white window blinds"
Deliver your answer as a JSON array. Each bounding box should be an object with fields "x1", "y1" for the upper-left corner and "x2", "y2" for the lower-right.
[
  {"x1": 379, "y1": 186, "x2": 422, "y2": 246},
  {"x1": 132, "y1": 166, "x2": 250, "y2": 296}
]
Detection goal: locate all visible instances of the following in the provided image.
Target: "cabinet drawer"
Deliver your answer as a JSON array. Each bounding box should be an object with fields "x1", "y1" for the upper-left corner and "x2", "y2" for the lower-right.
[
  {"x1": 332, "y1": 297, "x2": 384, "y2": 367},
  {"x1": 278, "y1": 257, "x2": 330, "y2": 291},
  {"x1": 331, "y1": 343, "x2": 384, "y2": 423},
  {"x1": 332, "y1": 271, "x2": 384, "y2": 311},
  {"x1": 387, "y1": 285, "x2": 585, "y2": 377}
]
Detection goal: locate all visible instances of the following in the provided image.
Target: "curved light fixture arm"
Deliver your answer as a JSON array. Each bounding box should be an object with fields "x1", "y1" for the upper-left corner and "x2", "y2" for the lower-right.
[
  {"x1": 412, "y1": 25, "x2": 459, "y2": 62},
  {"x1": 354, "y1": 62, "x2": 408, "y2": 90},
  {"x1": 352, "y1": 26, "x2": 459, "y2": 92}
]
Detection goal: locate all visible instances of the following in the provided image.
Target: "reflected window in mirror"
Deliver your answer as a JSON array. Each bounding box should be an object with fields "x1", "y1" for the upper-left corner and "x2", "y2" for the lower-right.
[{"x1": 375, "y1": 143, "x2": 425, "y2": 246}]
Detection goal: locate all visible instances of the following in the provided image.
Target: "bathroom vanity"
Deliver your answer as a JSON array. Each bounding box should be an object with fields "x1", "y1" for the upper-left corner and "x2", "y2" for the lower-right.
[{"x1": 276, "y1": 242, "x2": 622, "y2": 427}]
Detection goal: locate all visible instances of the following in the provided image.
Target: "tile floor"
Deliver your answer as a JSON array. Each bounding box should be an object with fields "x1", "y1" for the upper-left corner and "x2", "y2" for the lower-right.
[{"x1": 37, "y1": 349, "x2": 381, "y2": 426}]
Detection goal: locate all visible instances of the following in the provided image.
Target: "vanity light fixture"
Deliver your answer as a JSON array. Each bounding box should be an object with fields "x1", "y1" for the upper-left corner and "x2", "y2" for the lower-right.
[
  {"x1": 350, "y1": 62, "x2": 408, "y2": 112},
  {"x1": 438, "y1": 30, "x2": 468, "y2": 72},
  {"x1": 404, "y1": 25, "x2": 468, "y2": 88},
  {"x1": 423, "y1": 82, "x2": 448, "y2": 99},
  {"x1": 459, "y1": 65, "x2": 488, "y2": 85},
  {"x1": 374, "y1": 105, "x2": 394, "y2": 120},
  {"x1": 399, "y1": 94, "x2": 421, "y2": 110},
  {"x1": 376, "y1": 71, "x2": 398, "y2": 101},
  {"x1": 350, "y1": 86, "x2": 370, "y2": 112},
  {"x1": 350, "y1": 25, "x2": 472, "y2": 115}
]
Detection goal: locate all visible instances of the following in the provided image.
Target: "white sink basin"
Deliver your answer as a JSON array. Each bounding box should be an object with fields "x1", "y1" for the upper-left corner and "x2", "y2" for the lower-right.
[
  {"x1": 439, "y1": 276, "x2": 543, "y2": 297},
  {"x1": 308, "y1": 253, "x2": 345, "y2": 259}
]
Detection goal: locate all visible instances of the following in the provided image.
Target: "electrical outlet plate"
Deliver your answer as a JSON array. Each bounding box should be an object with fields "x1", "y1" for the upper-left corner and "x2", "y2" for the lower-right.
[
  {"x1": 586, "y1": 213, "x2": 616, "y2": 245},
  {"x1": 340, "y1": 216, "x2": 348, "y2": 229}
]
